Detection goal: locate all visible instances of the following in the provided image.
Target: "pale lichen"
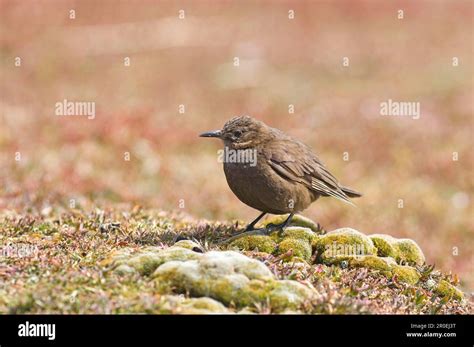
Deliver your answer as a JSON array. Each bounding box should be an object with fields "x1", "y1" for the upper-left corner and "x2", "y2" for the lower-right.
[{"x1": 152, "y1": 250, "x2": 315, "y2": 312}]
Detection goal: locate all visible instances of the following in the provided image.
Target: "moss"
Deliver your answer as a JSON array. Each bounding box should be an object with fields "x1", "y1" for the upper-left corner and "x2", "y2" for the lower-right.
[
  {"x1": 435, "y1": 280, "x2": 464, "y2": 301},
  {"x1": 392, "y1": 265, "x2": 420, "y2": 285},
  {"x1": 348, "y1": 255, "x2": 396, "y2": 273},
  {"x1": 260, "y1": 214, "x2": 322, "y2": 233},
  {"x1": 370, "y1": 234, "x2": 425, "y2": 266},
  {"x1": 314, "y1": 228, "x2": 377, "y2": 264},
  {"x1": 227, "y1": 226, "x2": 316, "y2": 262},
  {"x1": 395, "y1": 239, "x2": 425, "y2": 265},
  {"x1": 152, "y1": 250, "x2": 315, "y2": 312},
  {"x1": 277, "y1": 238, "x2": 312, "y2": 262},
  {"x1": 266, "y1": 280, "x2": 314, "y2": 311},
  {"x1": 228, "y1": 235, "x2": 277, "y2": 254},
  {"x1": 279, "y1": 227, "x2": 318, "y2": 243},
  {"x1": 369, "y1": 234, "x2": 398, "y2": 258}
]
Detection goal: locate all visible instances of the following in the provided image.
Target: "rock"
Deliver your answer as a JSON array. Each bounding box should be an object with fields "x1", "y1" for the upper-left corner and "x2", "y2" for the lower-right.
[
  {"x1": 370, "y1": 234, "x2": 425, "y2": 266},
  {"x1": 160, "y1": 295, "x2": 230, "y2": 314},
  {"x1": 260, "y1": 214, "x2": 322, "y2": 233},
  {"x1": 313, "y1": 228, "x2": 377, "y2": 264},
  {"x1": 153, "y1": 250, "x2": 315, "y2": 312},
  {"x1": 435, "y1": 280, "x2": 464, "y2": 301}
]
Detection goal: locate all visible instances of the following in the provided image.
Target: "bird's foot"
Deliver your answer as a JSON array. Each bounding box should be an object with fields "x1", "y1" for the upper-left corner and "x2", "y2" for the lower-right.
[
  {"x1": 262, "y1": 213, "x2": 294, "y2": 236},
  {"x1": 262, "y1": 223, "x2": 285, "y2": 236}
]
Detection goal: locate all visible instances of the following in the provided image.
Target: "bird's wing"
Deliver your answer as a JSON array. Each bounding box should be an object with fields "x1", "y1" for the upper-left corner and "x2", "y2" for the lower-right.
[{"x1": 265, "y1": 137, "x2": 354, "y2": 205}]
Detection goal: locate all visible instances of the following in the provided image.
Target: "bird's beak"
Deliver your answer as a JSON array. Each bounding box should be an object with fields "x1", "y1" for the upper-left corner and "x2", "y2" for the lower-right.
[{"x1": 199, "y1": 130, "x2": 222, "y2": 138}]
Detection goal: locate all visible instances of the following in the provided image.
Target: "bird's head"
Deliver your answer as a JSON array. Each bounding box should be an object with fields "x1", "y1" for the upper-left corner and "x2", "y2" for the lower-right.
[{"x1": 199, "y1": 116, "x2": 268, "y2": 149}]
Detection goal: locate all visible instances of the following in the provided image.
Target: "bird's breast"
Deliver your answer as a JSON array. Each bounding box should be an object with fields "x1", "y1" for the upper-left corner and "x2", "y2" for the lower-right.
[{"x1": 223, "y1": 154, "x2": 316, "y2": 214}]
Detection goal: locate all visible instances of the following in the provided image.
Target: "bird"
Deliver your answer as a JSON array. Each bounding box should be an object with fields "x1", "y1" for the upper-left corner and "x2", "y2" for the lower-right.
[{"x1": 199, "y1": 116, "x2": 362, "y2": 235}]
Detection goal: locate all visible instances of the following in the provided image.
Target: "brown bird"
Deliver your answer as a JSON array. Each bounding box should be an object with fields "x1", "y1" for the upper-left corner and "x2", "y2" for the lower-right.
[{"x1": 200, "y1": 116, "x2": 362, "y2": 234}]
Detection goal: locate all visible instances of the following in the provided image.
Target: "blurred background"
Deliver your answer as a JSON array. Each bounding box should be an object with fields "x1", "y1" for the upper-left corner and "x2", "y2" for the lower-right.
[{"x1": 0, "y1": 1, "x2": 472, "y2": 290}]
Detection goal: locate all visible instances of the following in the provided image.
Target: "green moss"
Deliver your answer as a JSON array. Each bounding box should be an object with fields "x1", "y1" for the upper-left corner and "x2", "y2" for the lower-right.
[
  {"x1": 369, "y1": 234, "x2": 398, "y2": 258},
  {"x1": 370, "y1": 234, "x2": 425, "y2": 266},
  {"x1": 277, "y1": 238, "x2": 312, "y2": 262},
  {"x1": 280, "y1": 227, "x2": 318, "y2": 243},
  {"x1": 314, "y1": 228, "x2": 377, "y2": 264},
  {"x1": 395, "y1": 239, "x2": 425, "y2": 265},
  {"x1": 435, "y1": 280, "x2": 464, "y2": 301},
  {"x1": 392, "y1": 265, "x2": 420, "y2": 285},
  {"x1": 261, "y1": 214, "x2": 322, "y2": 233},
  {"x1": 227, "y1": 226, "x2": 316, "y2": 262},
  {"x1": 228, "y1": 235, "x2": 277, "y2": 254},
  {"x1": 348, "y1": 255, "x2": 396, "y2": 273}
]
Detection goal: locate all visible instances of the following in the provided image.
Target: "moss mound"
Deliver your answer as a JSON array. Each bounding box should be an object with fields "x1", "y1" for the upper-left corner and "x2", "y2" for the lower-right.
[
  {"x1": 228, "y1": 223, "x2": 318, "y2": 263},
  {"x1": 313, "y1": 228, "x2": 377, "y2": 264},
  {"x1": 153, "y1": 250, "x2": 315, "y2": 312},
  {"x1": 369, "y1": 234, "x2": 425, "y2": 265}
]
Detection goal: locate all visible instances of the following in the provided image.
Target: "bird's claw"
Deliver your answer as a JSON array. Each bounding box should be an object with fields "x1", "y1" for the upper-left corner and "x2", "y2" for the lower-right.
[{"x1": 263, "y1": 223, "x2": 285, "y2": 236}]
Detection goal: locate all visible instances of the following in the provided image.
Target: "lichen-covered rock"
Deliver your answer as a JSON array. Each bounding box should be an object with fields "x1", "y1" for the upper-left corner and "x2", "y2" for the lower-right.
[
  {"x1": 261, "y1": 214, "x2": 322, "y2": 233},
  {"x1": 228, "y1": 234, "x2": 277, "y2": 253},
  {"x1": 152, "y1": 250, "x2": 315, "y2": 312},
  {"x1": 313, "y1": 228, "x2": 377, "y2": 264},
  {"x1": 435, "y1": 280, "x2": 464, "y2": 301},
  {"x1": 103, "y1": 244, "x2": 203, "y2": 276},
  {"x1": 159, "y1": 295, "x2": 230, "y2": 314},
  {"x1": 369, "y1": 234, "x2": 425, "y2": 266}
]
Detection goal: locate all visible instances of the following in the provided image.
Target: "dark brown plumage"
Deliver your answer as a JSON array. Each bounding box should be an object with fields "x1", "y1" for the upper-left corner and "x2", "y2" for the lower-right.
[{"x1": 200, "y1": 116, "x2": 362, "y2": 233}]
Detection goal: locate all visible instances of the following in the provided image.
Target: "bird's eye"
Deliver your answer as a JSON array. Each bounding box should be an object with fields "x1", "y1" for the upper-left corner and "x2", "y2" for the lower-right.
[{"x1": 233, "y1": 130, "x2": 242, "y2": 138}]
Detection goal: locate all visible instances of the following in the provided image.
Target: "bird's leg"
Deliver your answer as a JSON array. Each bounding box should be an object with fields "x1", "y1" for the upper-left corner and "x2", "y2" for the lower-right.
[
  {"x1": 244, "y1": 212, "x2": 267, "y2": 232},
  {"x1": 264, "y1": 213, "x2": 295, "y2": 235}
]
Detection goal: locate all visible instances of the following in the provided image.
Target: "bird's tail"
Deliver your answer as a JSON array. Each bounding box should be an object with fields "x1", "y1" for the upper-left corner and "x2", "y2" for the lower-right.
[{"x1": 341, "y1": 186, "x2": 363, "y2": 198}]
